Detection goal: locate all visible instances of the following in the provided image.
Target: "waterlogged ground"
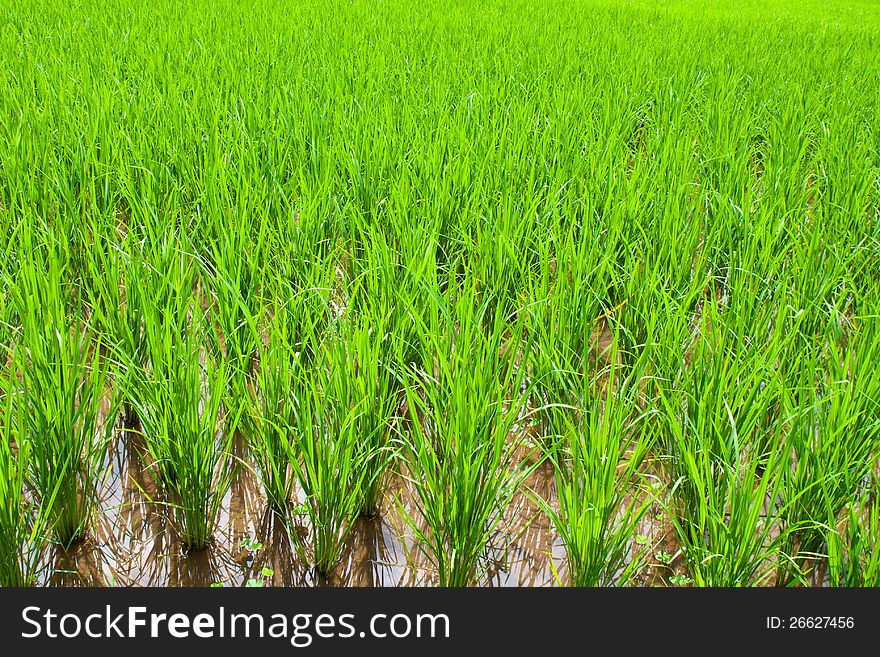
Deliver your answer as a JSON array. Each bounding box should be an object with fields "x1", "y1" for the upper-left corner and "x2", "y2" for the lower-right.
[
  {"x1": 36, "y1": 322, "x2": 683, "y2": 588},
  {"x1": 40, "y1": 421, "x2": 569, "y2": 588},
  {"x1": 33, "y1": 320, "x2": 830, "y2": 589},
  {"x1": 3, "y1": 0, "x2": 879, "y2": 589}
]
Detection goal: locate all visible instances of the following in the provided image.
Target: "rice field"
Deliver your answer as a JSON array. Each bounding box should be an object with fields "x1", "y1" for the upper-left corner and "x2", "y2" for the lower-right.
[{"x1": 1, "y1": 0, "x2": 879, "y2": 587}]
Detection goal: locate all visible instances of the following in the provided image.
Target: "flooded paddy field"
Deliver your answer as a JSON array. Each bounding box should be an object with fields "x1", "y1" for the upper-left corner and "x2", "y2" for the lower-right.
[{"x1": 2, "y1": 0, "x2": 879, "y2": 588}]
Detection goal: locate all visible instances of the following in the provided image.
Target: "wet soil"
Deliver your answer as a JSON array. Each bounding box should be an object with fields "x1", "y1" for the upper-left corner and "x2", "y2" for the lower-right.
[{"x1": 37, "y1": 417, "x2": 571, "y2": 588}]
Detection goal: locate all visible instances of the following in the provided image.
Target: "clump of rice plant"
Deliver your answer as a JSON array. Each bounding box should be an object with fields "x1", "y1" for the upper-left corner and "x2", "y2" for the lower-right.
[
  {"x1": 245, "y1": 279, "x2": 327, "y2": 514},
  {"x1": 325, "y1": 318, "x2": 399, "y2": 518},
  {"x1": 288, "y1": 363, "x2": 369, "y2": 578},
  {"x1": 535, "y1": 342, "x2": 657, "y2": 587},
  {"x1": 461, "y1": 205, "x2": 540, "y2": 324},
  {"x1": 82, "y1": 233, "x2": 148, "y2": 423},
  {"x1": 246, "y1": 324, "x2": 301, "y2": 515},
  {"x1": 343, "y1": 221, "x2": 437, "y2": 374},
  {"x1": 777, "y1": 333, "x2": 880, "y2": 583},
  {"x1": 826, "y1": 495, "x2": 880, "y2": 587},
  {"x1": 200, "y1": 212, "x2": 270, "y2": 418},
  {"x1": 665, "y1": 416, "x2": 793, "y2": 586},
  {"x1": 661, "y1": 342, "x2": 795, "y2": 586},
  {"x1": 10, "y1": 244, "x2": 115, "y2": 547},
  {"x1": 0, "y1": 379, "x2": 53, "y2": 586},
  {"x1": 397, "y1": 287, "x2": 534, "y2": 586},
  {"x1": 127, "y1": 250, "x2": 236, "y2": 550},
  {"x1": 524, "y1": 231, "x2": 614, "y2": 454},
  {"x1": 821, "y1": 306, "x2": 880, "y2": 586},
  {"x1": 652, "y1": 287, "x2": 814, "y2": 586}
]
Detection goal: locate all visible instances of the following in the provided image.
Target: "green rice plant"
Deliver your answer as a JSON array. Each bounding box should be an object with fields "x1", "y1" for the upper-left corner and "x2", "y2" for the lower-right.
[
  {"x1": 247, "y1": 332, "x2": 300, "y2": 514},
  {"x1": 82, "y1": 232, "x2": 148, "y2": 423},
  {"x1": 343, "y1": 220, "x2": 438, "y2": 374},
  {"x1": 0, "y1": 377, "x2": 55, "y2": 586},
  {"x1": 200, "y1": 210, "x2": 271, "y2": 417},
  {"x1": 826, "y1": 496, "x2": 880, "y2": 587},
  {"x1": 287, "y1": 365, "x2": 368, "y2": 577},
  {"x1": 1, "y1": 0, "x2": 879, "y2": 590},
  {"x1": 535, "y1": 343, "x2": 658, "y2": 586},
  {"x1": 460, "y1": 198, "x2": 543, "y2": 324},
  {"x1": 674, "y1": 297, "x2": 789, "y2": 464},
  {"x1": 10, "y1": 244, "x2": 115, "y2": 547},
  {"x1": 397, "y1": 287, "x2": 535, "y2": 586},
  {"x1": 129, "y1": 322, "x2": 235, "y2": 550},
  {"x1": 245, "y1": 279, "x2": 328, "y2": 513},
  {"x1": 777, "y1": 333, "x2": 880, "y2": 583},
  {"x1": 325, "y1": 318, "x2": 399, "y2": 518},
  {"x1": 524, "y1": 230, "x2": 612, "y2": 453},
  {"x1": 126, "y1": 250, "x2": 237, "y2": 550},
  {"x1": 660, "y1": 301, "x2": 799, "y2": 586},
  {"x1": 663, "y1": 400, "x2": 794, "y2": 587}
]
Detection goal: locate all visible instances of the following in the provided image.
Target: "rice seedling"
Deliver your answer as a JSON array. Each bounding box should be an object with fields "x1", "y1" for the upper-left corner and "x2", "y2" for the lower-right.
[
  {"x1": 200, "y1": 209, "x2": 271, "y2": 416},
  {"x1": 660, "y1": 297, "x2": 800, "y2": 586},
  {"x1": 9, "y1": 237, "x2": 116, "y2": 547},
  {"x1": 287, "y1": 364, "x2": 369, "y2": 578},
  {"x1": 535, "y1": 342, "x2": 658, "y2": 587},
  {"x1": 130, "y1": 331, "x2": 235, "y2": 550},
  {"x1": 343, "y1": 219, "x2": 439, "y2": 375},
  {"x1": 524, "y1": 229, "x2": 613, "y2": 453},
  {"x1": 126, "y1": 247, "x2": 237, "y2": 550},
  {"x1": 324, "y1": 318, "x2": 399, "y2": 518},
  {"x1": 245, "y1": 277, "x2": 328, "y2": 514},
  {"x1": 461, "y1": 200, "x2": 543, "y2": 324},
  {"x1": 82, "y1": 232, "x2": 148, "y2": 423},
  {"x1": 776, "y1": 327, "x2": 880, "y2": 583},
  {"x1": 664, "y1": 416, "x2": 795, "y2": 587},
  {"x1": 246, "y1": 335, "x2": 302, "y2": 516},
  {"x1": 0, "y1": 376, "x2": 55, "y2": 586},
  {"x1": 397, "y1": 286, "x2": 535, "y2": 586}
]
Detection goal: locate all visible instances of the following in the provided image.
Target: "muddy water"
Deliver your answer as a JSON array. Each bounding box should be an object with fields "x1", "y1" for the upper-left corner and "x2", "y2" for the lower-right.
[
  {"x1": 35, "y1": 317, "x2": 662, "y2": 588},
  {"x1": 37, "y1": 417, "x2": 569, "y2": 587}
]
